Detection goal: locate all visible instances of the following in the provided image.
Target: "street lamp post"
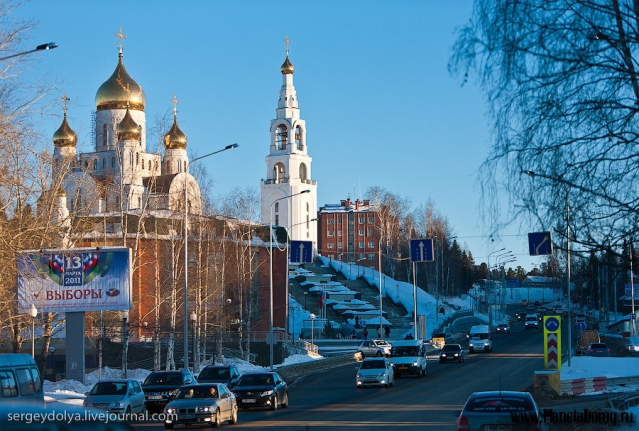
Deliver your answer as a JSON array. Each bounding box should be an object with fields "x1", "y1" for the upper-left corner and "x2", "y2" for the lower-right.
[
  {"x1": 269, "y1": 190, "x2": 310, "y2": 371},
  {"x1": 121, "y1": 310, "x2": 129, "y2": 379},
  {"x1": 183, "y1": 143, "x2": 237, "y2": 376},
  {"x1": 310, "y1": 313, "x2": 316, "y2": 346},
  {"x1": 0, "y1": 42, "x2": 58, "y2": 61},
  {"x1": 28, "y1": 304, "x2": 37, "y2": 358},
  {"x1": 378, "y1": 240, "x2": 384, "y2": 339},
  {"x1": 190, "y1": 311, "x2": 197, "y2": 372},
  {"x1": 525, "y1": 170, "x2": 572, "y2": 366}
]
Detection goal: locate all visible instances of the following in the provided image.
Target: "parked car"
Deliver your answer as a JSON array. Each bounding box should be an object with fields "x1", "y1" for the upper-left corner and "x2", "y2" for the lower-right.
[
  {"x1": 83, "y1": 380, "x2": 146, "y2": 414},
  {"x1": 496, "y1": 323, "x2": 510, "y2": 333},
  {"x1": 456, "y1": 391, "x2": 548, "y2": 431},
  {"x1": 141, "y1": 369, "x2": 196, "y2": 413},
  {"x1": 587, "y1": 342, "x2": 611, "y2": 357},
  {"x1": 357, "y1": 339, "x2": 392, "y2": 357},
  {"x1": 232, "y1": 372, "x2": 288, "y2": 410},
  {"x1": 163, "y1": 383, "x2": 237, "y2": 429},
  {"x1": 439, "y1": 344, "x2": 464, "y2": 363},
  {"x1": 0, "y1": 353, "x2": 44, "y2": 404},
  {"x1": 356, "y1": 357, "x2": 394, "y2": 388},
  {"x1": 197, "y1": 365, "x2": 241, "y2": 388},
  {"x1": 525, "y1": 314, "x2": 539, "y2": 330},
  {"x1": 389, "y1": 340, "x2": 427, "y2": 377}
]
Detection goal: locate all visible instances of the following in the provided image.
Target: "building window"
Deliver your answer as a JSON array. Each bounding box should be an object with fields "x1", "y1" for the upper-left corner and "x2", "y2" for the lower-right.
[
  {"x1": 368, "y1": 241, "x2": 375, "y2": 248},
  {"x1": 328, "y1": 230, "x2": 334, "y2": 237},
  {"x1": 102, "y1": 158, "x2": 106, "y2": 168},
  {"x1": 136, "y1": 152, "x2": 139, "y2": 165},
  {"x1": 359, "y1": 242, "x2": 365, "y2": 248},
  {"x1": 359, "y1": 229, "x2": 364, "y2": 236},
  {"x1": 299, "y1": 163, "x2": 307, "y2": 181},
  {"x1": 295, "y1": 125, "x2": 302, "y2": 149},
  {"x1": 306, "y1": 202, "x2": 309, "y2": 212},
  {"x1": 275, "y1": 203, "x2": 279, "y2": 213},
  {"x1": 368, "y1": 253, "x2": 375, "y2": 260},
  {"x1": 359, "y1": 217, "x2": 365, "y2": 223},
  {"x1": 102, "y1": 124, "x2": 107, "y2": 146},
  {"x1": 327, "y1": 219, "x2": 334, "y2": 224},
  {"x1": 112, "y1": 157, "x2": 115, "y2": 168},
  {"x1": 178, "y1": 160, "x2": 181, "y2": 172},
  {"x1": 329, "y1": 254, "x2": 335, "y2": 260},
  {"x1": 359, "y1": 253, "x2": 365, "y2": 260},
  {"x1": 138, "y1": 197, "x2": 141, "y2": 207},
  {"x1": 129, "y1": 151, "x2": 133, "y2": 166},
  {"x1": 276, "y1": 124, "x2": 288, "y2": 150},
  {"x1": 275, "y1": 215, "x2": 279, "y2": 226},
  {"x1": 93, "y1": 160, "x2": 97, "y2": 170},
  {"x1": 369, "y1": 229, "x2": 374, "y2": 236},
  {"x1": 328, "y1": 243, "x2": 334, "y2": 249},
  {"x1": 273, "y1": 163, "x2": 286, "y2": 181},
  {"x1": 184, "y1": 161, "x2": 187, "y2": 172},
  {"x1": 337, "y1": 230, "x2": 342, "y2": 236},
  {"x1": 141, "y1": 159, "x2": 145, "y2": 169},
  {"x1": 337, "y1": 217, "x2": 342, "y2": 224},
  {"x1": 368, "y1": 216, "x2": 375, "y2": 223},
  {"x1": 338, "y1": 242, "x2": 343, "y2": 249}
]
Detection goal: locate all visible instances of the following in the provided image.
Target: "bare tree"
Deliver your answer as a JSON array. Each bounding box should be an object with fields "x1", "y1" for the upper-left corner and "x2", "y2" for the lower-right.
[{"x1": 450, "y1": 0, "x2": 639, "y2": 254}]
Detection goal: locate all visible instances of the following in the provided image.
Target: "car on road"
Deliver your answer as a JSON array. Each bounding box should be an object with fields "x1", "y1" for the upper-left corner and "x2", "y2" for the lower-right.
[
  {"x1": 515, "y1": 310, "x2": 527, "y2": 321},
  {"x1": 83, "y1": 379, "x2": 146, "y2": 414},
  {"x1": 389, "y1": 340, "x2": 427, "y2": 377},
  {"x1": 232, "y1": 372, "x2": 288, "y2": 410},
  {"x1": 537, "y1": 306, "x2": 547, "y2": 315},
  {"x1": 357, "y1": 339, "x2": 392, "y2": 357},
  {"x1": 456, "y1": 391, "x2": 547, "y2": 431},
  {"x1": 468, "y1": 325, "x2": 492, "y2": 353},
  {"x1": 356, "y1": 357, "x2": 394, "y2": 388},
  {"x1": 142, "y1": 369, "x2": 197, "y2": 413},
  {"x1": 496, "y1": 323, "x2": 510, "y2": 333},
  {"x1": 554, "y1": 307, "x2": 564, "y2": 315},
  {"x1": 431, "y1": 332, "x2": 454, "y2": 349},
  {"x1": 439, "y1": 344, "x2": 464, "y2": 363},
  {"x1": 163, "y1": 383, "x2": 237, "y2": 429},
  {"x1": 534, "y1": 300, "x2": 541, "y2": 306},
  {"x1": 525, "y1": 314, "x2": 539, "y2": 330},
  {"x1": 196, "y1": 365, "x2": 241, "y2": 389},
  {"x1": 587, "y1": 342, "x2": 611, "y2": 357}
]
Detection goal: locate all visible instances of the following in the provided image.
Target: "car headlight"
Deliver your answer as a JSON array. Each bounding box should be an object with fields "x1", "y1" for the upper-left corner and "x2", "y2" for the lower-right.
[
  {"x1": 441, "y1": 353, "x2": 446, "y2": 357},
  {"x1": 412, "y1": 361, "x2": 418, "y2": 366},
  {"x1": 165, "y1": 408, "x2": 175, "y2": 415},
  {"x1": 112, "y1": 401, "x2": 126, "y2": 408},
  {"x1": 261, "y1": 390, "x2": 274, "y2": 397},
  {"x1": 197, "y1": 406, "x2": 213, "y2": 413},
  {"x1": 453, "y1": 353, "x2": 458, "y2": 357}
]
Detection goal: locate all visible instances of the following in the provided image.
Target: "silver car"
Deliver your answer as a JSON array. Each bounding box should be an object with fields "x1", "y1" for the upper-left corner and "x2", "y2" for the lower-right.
[
  {"x1": 356, "y1": 357, "x2": 394, "y2": 388},
  {"x1": 83, "y1": 379, "x2": 146, "y2": 414},
  {"x1": 456, "y1": 391, "x2": 547, "y2": 430},
  {"x1": 164, "y1": 383, "x2": 238, "y2": 428},
  {"x1": 357, "y1": 339, "x2": 392, "y2": 357}
]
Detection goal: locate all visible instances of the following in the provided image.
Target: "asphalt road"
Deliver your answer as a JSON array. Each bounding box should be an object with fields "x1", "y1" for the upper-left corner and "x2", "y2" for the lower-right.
[{"x1": 132, "y1": 316, "x2": 546, "y2": 430}]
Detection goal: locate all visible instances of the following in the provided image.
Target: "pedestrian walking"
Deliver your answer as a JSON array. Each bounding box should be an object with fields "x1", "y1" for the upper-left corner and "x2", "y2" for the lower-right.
[
  {"x1": 362, "y1": 327, "x2": 368, "y2": 339},
  {"x1": 384, "y1": 325, "x2": 390, "y2": 338}
]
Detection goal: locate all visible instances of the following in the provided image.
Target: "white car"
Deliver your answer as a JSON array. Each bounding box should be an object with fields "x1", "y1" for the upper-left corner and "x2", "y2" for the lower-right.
[
  {"x1": 83, "y1": 379, "x2": 146, "y2": 414},
  {"x1": 357, "y1": 339, "x2": 392, "y2": 357},
  {"x1": 525, "y1": 314, "x2": 539, "y2": 330},
  {"x1": 496, "y1": 323, "x2": 510, "y2": 333},
  {"x1": 356, "y1": 357, "x2": 394, "y2": 388}
]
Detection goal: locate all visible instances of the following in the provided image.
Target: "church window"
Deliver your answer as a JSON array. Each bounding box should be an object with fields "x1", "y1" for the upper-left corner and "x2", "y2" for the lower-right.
[
  {"x1": 155, "y1": 160, "x2": 158, "y2": 171},
  {"x1": 102, "y1": 124, "x2": 107, "y2": 146},
  {"x1": 138, "y1": 197, "x2": 141, "y2": 208},
  {"x1": 184, "y1": 161, "x2": 187, "y2": 172},
  {"x1": 178, "y1": 160, "x2": 181, "y2": 173},
  {"x1": 129, "y1": 151, "x2": 133, "y2": 166},
  {"x1": 299, "y1": 163, "x2": 307, "y2": 181},
  {"x1": 276, "y1": 125, "x2": 288, "y2": 150},
  {"x1": 275, "y1": 215, "x2": 279, "y2": 226},
  {"x1": 112, "y1": 157, "x2": 116, "y2": 168},
  {"x1": 306, "y1": 202, "x2": 309, "y2": 212},
  {"x1": 136, "y1": 153, "x2": 139, "y2": 165},
  {"x1": 93, "y1": 160, "x2": 97, "y2": 170},
  {"x1": 273, "y1": 163, "x2": 285, "y2": 182},
  {"x1": 138, "y1": 126, "x2": 142, "y2": 144},
  {"x1": 275, "y1": 203, "x2": 279, "y2": 213},
  {"x1": 295, "y1": 126, "x2": 302, "y2": 150},
  {"x1": 141, "y1": 159, "x2": 145, "y2": 169}
]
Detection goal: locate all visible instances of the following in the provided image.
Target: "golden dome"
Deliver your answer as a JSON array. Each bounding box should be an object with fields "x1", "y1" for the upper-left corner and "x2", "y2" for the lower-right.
[
  {"x1": 163, "y1": 116, "x2": 187, "y2": 150},
  {"x1": 281, "y1": 56, "x2": 294, "y2": 74},
  {"x1": 95, "y1": 53, "x2": 145, "y2": 111},
  {"x1": 52, "y1": 114, "x2": 77, "y2": 147},
  {"x1": 116, "y1": 107, "x2": 141, "y2": 141}
]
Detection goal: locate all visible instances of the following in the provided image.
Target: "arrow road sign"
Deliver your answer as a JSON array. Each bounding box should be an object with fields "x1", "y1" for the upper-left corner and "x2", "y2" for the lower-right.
[
  {"x1": 410, "y1": 239, "x2": 434, "y2": 262},
  {"x1": 290, "y1": 240, "x2": 313, "y2": 263},
  {"x1": 577, "y1": 321, "x2": 587, "y2": 332},
  {"x1": 528, "y1": 231, "x2": 553, "y2": 256},
  {"x1": 545, "y1": 317, "x2": 560, "y2": 332}
]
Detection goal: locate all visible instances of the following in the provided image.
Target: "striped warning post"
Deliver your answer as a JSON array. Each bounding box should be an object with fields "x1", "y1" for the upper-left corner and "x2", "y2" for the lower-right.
[{"x1": 593, "y1": 376, "x2": 607, "y2": 391}]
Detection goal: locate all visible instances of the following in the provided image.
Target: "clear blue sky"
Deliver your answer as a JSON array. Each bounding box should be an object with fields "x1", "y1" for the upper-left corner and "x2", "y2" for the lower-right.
[{"x1": 15, "y1": 0, "x2": 546, "y2": 272}]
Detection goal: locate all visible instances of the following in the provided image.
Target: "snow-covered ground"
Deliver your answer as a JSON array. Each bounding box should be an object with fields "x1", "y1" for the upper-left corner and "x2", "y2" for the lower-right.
[{"x1": 561, "y1": 356, "x2": 639, "y2": 380}]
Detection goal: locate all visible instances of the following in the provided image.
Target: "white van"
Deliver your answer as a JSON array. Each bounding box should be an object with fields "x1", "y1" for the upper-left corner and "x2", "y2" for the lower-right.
[
  {"x1": 468, "y1": 325, "x2": 493, "y2": 353},
  {"x1": 0, "y1": 354, "x2": 44, "y2": 403},
  {"x1": 389, "y1": 340, "x2": 427, "y2": 378}
]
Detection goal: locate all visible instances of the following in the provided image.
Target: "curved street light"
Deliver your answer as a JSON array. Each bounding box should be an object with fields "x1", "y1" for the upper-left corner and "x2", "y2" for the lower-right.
[
  {"x1": 0, "y1": 42, "x2": 58, "y2": 61},
  {"x1": 28, "y1": 304, "x2": 38, "y2": 358}
]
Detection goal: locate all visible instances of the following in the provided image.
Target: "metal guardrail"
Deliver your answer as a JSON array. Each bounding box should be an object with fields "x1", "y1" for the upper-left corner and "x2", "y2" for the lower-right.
[
  {"x1": 221, "y1": 347, "x2": 257, "y2": 364},
  {"x1": 433, "y1": 309, "x2": 475, "y2": 334}
]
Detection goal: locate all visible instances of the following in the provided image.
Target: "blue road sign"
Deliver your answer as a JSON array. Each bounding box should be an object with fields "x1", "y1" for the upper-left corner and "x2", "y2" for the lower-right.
[
  {"x1": 410, "y1": 239, "x2": 434, "y2": 262},
  {"x1": 545, "y1": 317, "x2": 560, "y2": 332},
  {"x1": 290, "y1": 240, "x2": 313, "y2": 263},
  {"x1": 576, "y1": 321, "x2": 587, "y2": 332},
  {"x1": 528, "y1": 231, "x2": 553, "y2": 256}
]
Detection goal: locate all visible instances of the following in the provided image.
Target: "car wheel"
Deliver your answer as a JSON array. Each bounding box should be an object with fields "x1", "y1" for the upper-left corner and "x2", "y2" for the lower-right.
[
  {"x1": 270, "y1": 395, "x2": 278, "y2": 411},
  {"x1": 281, "y1": 392, "x2": 289, "y2": 408},
  {"x1": 417, "y1": 368, "x2": 422, "y2": 378},
  {"x1": 229, "y1": 405, "x2": 238, "y2": 425},
  {"x1": 164, "y1": 423, "x2": 174, "y2": 430},
  {"x1": 212, "y1": 408, "x2": 221, "y2": 427}
]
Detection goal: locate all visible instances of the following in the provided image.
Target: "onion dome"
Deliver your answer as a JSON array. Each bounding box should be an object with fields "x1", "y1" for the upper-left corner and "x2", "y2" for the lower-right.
[
  {"x1": 52, "y1": 113, "x2": 77, "y2": 147},
  {"x1": 163, "y1": 115, "x2": 187, "y2": 150},
  {"x1": 116, "y1": 106, "x2": 141, "y2": 141},
  {"x1": 281, "y1": 56, "x2": 294, "y2": 74},
  {"x1": 95, "y1": 52, "x2": 146, "y2": 111}
]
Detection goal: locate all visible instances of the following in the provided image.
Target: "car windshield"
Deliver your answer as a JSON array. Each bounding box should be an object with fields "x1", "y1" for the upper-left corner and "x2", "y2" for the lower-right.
[
  {"x1": 176, "y1": 386, "x2": 217, "y2": 399},
  {"x1": 198, "y1": 368, "x2": 229, "y2": 380},
  {"x1": 433, "y1": 333, "x2": 446, "y2": 338},
  {"x1": 237, "y1": 374, "x2": 273, "y2": 386},
  {"x1": 374, "y1": 340, "x2": 390, "y2": 346},
  {"x1": 360, "y1": 360, "x2": 385, "y2": 369},
  {"x1": 590, "y1": 343, "x2": 607, "y2": 349},
  {"x1": 471, "y1": 333, "x2": 489, "y2": 339},
  {"x1": 90, "y1": 382, "x2": 127, "y2": 396},
  {"x1": 442, "y1": 345, "x2": 460, "y2": 352},
  {"x1": 142, "y1": 373, "x2": 183, "y2": 386},
  {"x1": 466, "y1": 395, "x2": 534, "y2": 412},
  {"x1": 391, "y1": 346, "x2": 419, "y2": 356}
]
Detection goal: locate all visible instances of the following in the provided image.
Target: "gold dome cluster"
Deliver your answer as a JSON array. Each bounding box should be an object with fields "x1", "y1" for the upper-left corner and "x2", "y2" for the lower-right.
[
  {"x1": 117, "y1": 107, "x2": 141, "y2": 141},
  {"x1": 52, "y1": 113, "x2": 77, "y2": 148},
  {"x1": 95, "y1": 53, "x2": 146, "y2": 111},
  {"x1": 163, "y1": 116, "x2": 187, "y2": 150},
  {"x1": 281, "y1": 56, "x2": 294, "y2": 74}
]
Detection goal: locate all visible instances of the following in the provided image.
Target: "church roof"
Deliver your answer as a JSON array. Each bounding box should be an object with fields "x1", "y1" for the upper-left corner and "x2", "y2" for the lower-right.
[
  {"x1": 95, "y1": 52, "x2": 145, "y2": 111},
  {"x1": 52, "y1": 113, "x2": 77, "y2": 147}
]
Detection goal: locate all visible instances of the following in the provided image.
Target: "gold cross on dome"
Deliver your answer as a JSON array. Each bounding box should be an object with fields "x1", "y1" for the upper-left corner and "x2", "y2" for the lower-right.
[
  {"x1": 284, "y1": 35, "x2": 291, "y2": 56},
  {"x1": 61, "y1": 92, "x2": 70, "y2": 115},
  {"x1": 115, "y1": 26, "x2": 127, "y2": 53},
  {"x1": 171, "y1": 94, "x2": 179, "y2": 117}
]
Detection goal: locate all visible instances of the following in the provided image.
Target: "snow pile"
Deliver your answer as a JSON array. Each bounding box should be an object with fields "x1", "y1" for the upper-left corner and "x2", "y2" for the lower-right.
[{"x1": 561, "y1": 357, "x2": 639, "y2": 379}]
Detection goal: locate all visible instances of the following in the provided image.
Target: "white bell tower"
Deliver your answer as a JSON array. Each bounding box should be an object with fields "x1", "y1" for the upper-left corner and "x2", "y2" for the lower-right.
[{"x1": 261, "y1": 36, "x2": 317, "y2": 254}]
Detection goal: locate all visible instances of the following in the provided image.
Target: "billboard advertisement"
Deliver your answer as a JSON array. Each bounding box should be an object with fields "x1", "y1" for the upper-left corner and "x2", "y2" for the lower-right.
[{"x1": 17, "y1": 247, "x2": 132, "y2": 313}]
